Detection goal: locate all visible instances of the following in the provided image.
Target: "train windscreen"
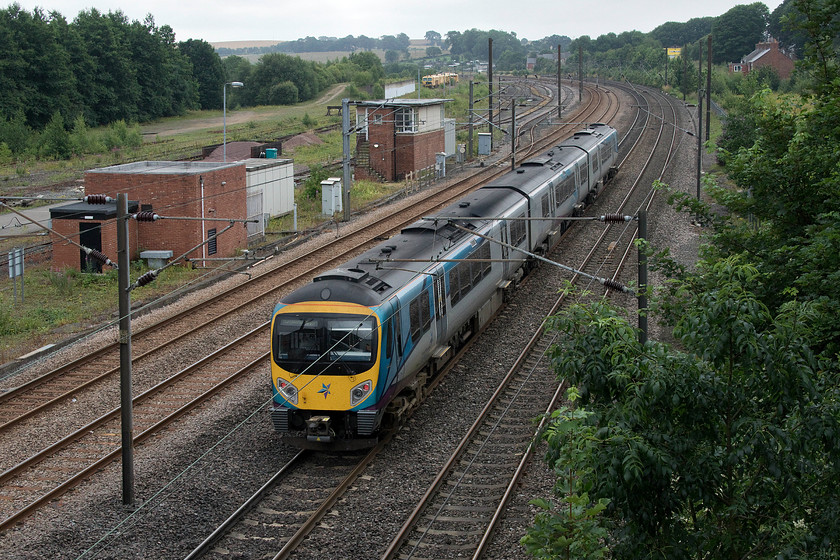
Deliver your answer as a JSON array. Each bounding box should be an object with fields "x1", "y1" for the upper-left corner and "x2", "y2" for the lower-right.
[{"x1": 272, "y1": 313, "x2": 377, "y2": 375}]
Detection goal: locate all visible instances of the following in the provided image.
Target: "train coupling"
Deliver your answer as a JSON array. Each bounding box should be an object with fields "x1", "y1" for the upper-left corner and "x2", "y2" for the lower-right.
[{"x1": 306, "y1": 415, "x2": 335, "y2": 443}]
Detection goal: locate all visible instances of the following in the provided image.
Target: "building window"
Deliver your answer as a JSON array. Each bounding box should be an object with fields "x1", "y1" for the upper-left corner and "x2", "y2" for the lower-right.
[
  {"x1": 208, "y1": 228, "x2": 217, "y2": 255},
  {"x1": 395, "y1": 107, "x2": 417, "y2": 133},
  {"x1": 372, "y1": 114, "x2": 383, "y2": 125}
]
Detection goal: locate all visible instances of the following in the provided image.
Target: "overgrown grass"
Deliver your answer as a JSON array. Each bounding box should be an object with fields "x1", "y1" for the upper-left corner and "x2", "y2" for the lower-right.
[
  {"x1": 266, "y1": 178, "x2": 405, "y2": 236},
  {"x1": 0, "y1": 260, "x2": 206, "y2": 362}
]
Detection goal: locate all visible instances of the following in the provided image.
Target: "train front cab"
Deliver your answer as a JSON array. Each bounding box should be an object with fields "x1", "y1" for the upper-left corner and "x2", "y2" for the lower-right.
[{"x1": 270, "y1": 301, "x2": 385, "y2": 449}]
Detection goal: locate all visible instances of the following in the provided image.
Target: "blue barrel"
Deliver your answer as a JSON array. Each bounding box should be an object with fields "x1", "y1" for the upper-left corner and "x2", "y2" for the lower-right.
[{"x1": 266, "y1": 148, "x2": 277, "y2": 159}]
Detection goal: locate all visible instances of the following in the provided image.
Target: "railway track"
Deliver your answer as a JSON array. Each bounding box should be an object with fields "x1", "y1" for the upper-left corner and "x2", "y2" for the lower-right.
[
  {"x1": 181, "y1": 447, "x2": 376, "y2": 560},
  {"x1": 0, "y1": 83, "x2": 702, "y2": 560},
  {"x1": 0, "y1": 84, "x2": 613, "y2": 533},
  {"x1": 170, "y1": 86, "x2": 631, "y2": 560},
  {"x1": 377, "y1": 85, "x2": 685, "y2": 559}
]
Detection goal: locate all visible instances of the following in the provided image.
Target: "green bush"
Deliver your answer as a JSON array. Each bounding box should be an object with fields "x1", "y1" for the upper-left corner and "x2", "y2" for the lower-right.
[
  {"x1": 301, "y1": 164, "x2": 331, "y2": 199},
  {"x1": 69, "y1": 115, "x2": 105, "y2": 155},
  {"x1": 39, "y1": 112, "x2": 72, "y2": 160},
  {"x1": 104, "y1": 120, "x2": 143, "y2": 150},
  {"x1": 0, "y1": 142, "x2": 12, "y2": 165}
]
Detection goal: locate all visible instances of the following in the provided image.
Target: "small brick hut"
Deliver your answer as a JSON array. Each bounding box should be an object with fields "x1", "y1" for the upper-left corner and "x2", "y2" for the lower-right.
[
  {"x1": 354, "y1": 98, "x2": 452, "y2": 182},
  {"x1": 50, "y1": 161, "x2": 247, "y2": 271}
]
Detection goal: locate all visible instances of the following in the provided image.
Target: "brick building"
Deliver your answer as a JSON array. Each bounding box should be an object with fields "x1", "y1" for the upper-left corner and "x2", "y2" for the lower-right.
[
  {"x1": 729, "y1": 38, "x2": 795, "y2": 80},
  {"x1": 50, "y1": 200, "x2": 139, "y2": 272},
  {"x1": 50, "y1": 161, "x2": 247, "y2": 271},
  {"x1": 354, "y1": 99, "x2": 453, "y2": 182}
]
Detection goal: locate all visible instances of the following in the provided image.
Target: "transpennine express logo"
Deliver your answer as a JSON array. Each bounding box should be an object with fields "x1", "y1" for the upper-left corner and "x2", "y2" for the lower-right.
[{"x1": 318, "y1": 383, "x2": 331, "y2": 398}]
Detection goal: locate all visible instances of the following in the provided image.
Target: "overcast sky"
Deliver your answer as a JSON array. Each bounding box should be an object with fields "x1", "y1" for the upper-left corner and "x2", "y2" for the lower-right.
[{"x1": 10, "y1": 0, "x2": 784, "y2": 44}]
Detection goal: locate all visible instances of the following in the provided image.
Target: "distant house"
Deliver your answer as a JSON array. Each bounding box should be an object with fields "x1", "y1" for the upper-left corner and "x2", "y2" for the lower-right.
[{"x1": 729, "y1": 37, "x2": 795, "y2": 80}]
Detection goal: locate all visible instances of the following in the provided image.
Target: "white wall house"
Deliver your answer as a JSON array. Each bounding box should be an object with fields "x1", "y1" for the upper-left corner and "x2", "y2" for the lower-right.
[{"x1": 245, "y1": 158, "x2": 294, "y2": 239}]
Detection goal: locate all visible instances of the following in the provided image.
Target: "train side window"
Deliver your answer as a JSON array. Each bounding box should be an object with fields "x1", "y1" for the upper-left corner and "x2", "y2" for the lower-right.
[
  {"x1": 541, "y1": 193, "x2": 550, "y2": 217},
  {"x1": 510, "y1": 216, "x2": 527, "y2": 246},
  {"x1": 477, "y1": 242, "x2": 492, "y2": 279},
  {"x1": 385, "y1": 318, "x2": 393, "y2": 359},
  {"x1": 471, "y1": 255, "x2": 482, "y2": 285},
  {"x1": 459, "y1": 262, "x2": 471, "y2": 296},
  {"x1": 450, "y1": 263, "x2": 463, "y2": 306},
  {"x1": 409, "y1": 291, "x2": 432, "y2": 342}
]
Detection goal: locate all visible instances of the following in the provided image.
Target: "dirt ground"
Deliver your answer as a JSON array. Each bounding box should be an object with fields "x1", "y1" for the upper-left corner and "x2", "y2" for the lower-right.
[{"x1": 140, "y1": 83, "x2": 347, "y2": 137}]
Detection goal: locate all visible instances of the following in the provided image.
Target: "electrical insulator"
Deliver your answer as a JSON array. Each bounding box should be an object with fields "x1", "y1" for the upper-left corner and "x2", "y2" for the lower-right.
[
  {"x1": 135, "y1": 270, "x2": 159, "y2": 287},
  {"x1": 601, "y1": 278, "x2": 626, "y2": 292},
  {"x1": 600, "y1": 214, "x2": 633, "y2": 223},
  {"x1": 86, "y1": 248, "x2": 116, "y2": 268},
  {"x1": 84, "y1": 194, "x2": 113, "y2": 204},
  {"x1": 133, "y1": 211, "x2": 160, "y2": 222}
]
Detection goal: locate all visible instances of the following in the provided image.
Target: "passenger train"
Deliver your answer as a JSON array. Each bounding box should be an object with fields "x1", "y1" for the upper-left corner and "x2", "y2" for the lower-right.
[{"x1": 270, "y1": 123, "x2": 618, "y2": 449}]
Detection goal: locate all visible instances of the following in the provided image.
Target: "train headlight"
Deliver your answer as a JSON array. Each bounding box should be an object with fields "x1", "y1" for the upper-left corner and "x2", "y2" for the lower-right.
[
  {"x1": 350, "y1": 379, "x2": 373, "y2": 406},
  {"x1": 276, "y1": 378, "x2": 298, "y2": 405}
]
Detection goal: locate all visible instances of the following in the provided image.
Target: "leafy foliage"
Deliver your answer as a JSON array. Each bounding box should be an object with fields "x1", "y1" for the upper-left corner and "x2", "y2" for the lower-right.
[
  {"x1": 537, "y1": 273, "x2": 840, "y2": 558},
  {"x1": 301, "y1": 164, "x2": 331, "y2": 200},
  {"x1": 529, "y1": 3, "x2": 840, "y2": 557},
  {"x1": 179, "y1": 39, "x2": 225, "y2": 110},
  {"x1": 711, "y1": 2, "x2": 770, "y2": 64},
  {"x1": 522, "y1": 388, "x2": 610, "y2": 560},
  {"x1": 39, "y1": 111, "x2": 71, "y2": 159}
]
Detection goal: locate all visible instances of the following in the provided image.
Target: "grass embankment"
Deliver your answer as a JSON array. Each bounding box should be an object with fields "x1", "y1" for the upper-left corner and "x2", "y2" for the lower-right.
[{"x1": 0, "y1": 85, "x2": 409, "y2": 363}]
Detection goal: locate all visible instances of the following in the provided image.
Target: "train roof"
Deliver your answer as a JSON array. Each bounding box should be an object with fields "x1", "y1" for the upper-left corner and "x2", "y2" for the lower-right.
[
  {"x1": 279, "y1": 123, "x2": 617, "y2": 309},
  {"x1": 282, "y1": 227, "x2": 460, "y2": 307},
  {"x1": 282, "y1": 189, "x2": 529, "y2": 307}
]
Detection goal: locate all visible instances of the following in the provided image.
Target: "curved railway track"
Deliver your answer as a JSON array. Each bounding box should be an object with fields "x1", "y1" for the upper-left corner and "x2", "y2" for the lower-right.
[
  {"x1": 378, "y1": 84, "x2": 685, "y2": 559},
  {"x1": 177, "y1": 86, "x2": 680, "y2": 560},
  {"x1": 0, "y1": 84, "x2": 615, "y2": 533}
]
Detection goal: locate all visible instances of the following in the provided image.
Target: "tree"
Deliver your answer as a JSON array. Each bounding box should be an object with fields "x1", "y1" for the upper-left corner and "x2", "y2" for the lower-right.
[
  {"x1": 444, "y1": 30, "x2": 461, "y2": 53},
  {"x1": 786, "y1": 0, "x2": 840, "y2": 93},
  {"x1": 768, "y1": 0, "x2": 809, "y2": 56},
  {"x1": 385, "y1": 49, "x2": 400, "y2": 64},
  {"x1": 249, "y1": 53, "x2": 321, "y2": 105},
  {"x1": 0, "y1": 111, "x2": 32, "y2": 155},
  {"x1": 268, "y1": 81, "x2": 298, "y2": 105},
  {"x1": 533, "y1": 57, "x2": 555, "y2": 74},
  {"x1": 425, "y1": 46, "x2": 441, "y2": 58},
  {"x1": 712, "y1": 2, "x2": 770, "y2": 64},
  {"x1": 650, "y1": 17, "x2": 713, "y2": 47},
  {"x1": 425, "y1": 30, "x2": 441, "y2": 45},
  {"x1": 348, "y1": 50, "x2": 384, "y2": 81},
  {"x1": 222, "y1": 55, "x2": 252, "y2": 85},
  {"x1": 39, "y1": 111, "x2": 71, "y2": 159},
  {"x1": 73, "y1": 9, "x2": 141, "y2": 125},
  {"x1": 532, "y1": 266, "x2": 840, "y2": 558},
  {"x1": 0, "y1": 5, "x2": 76, "y2": 130},
  {"x1": 179, "y1": 38, "x2": 225, "y2": 110}
]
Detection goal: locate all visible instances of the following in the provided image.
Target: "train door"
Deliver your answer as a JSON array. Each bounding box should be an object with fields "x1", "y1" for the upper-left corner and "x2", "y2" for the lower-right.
[
  {"x1": 499, "y1": 221, "x2": 511, "y2": 277},
  {"x1": 579, "y1": 157, "x2": 590, "y2": 198},
  {"x1": 433, "y1": 268, "x2": 447, "y2": 344}
]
